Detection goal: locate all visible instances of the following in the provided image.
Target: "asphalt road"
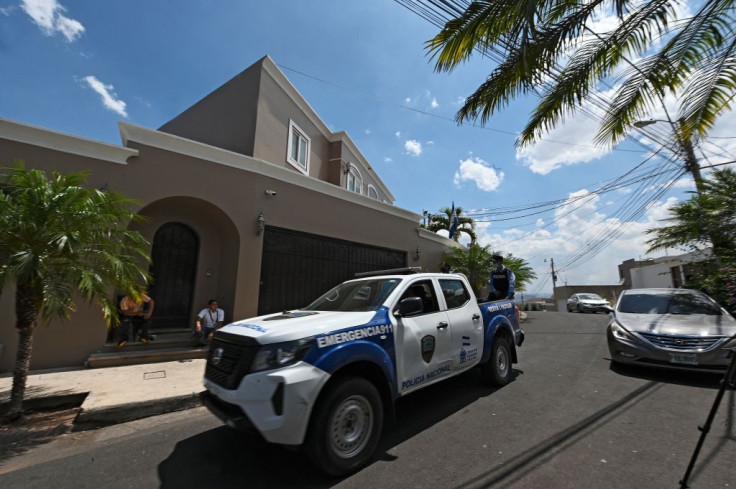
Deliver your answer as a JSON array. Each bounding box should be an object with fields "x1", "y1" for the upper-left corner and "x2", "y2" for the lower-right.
[{"x1": 0, "y1": 311, "x2": 734, "y2": 488}]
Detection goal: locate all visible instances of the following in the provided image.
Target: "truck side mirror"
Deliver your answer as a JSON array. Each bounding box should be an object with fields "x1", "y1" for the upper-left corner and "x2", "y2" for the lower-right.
[{"x1": 395, "y1": 297, "x2": 424, "y2": 317}]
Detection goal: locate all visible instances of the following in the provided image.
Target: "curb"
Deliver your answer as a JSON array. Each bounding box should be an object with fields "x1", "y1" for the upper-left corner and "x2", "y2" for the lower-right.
[{"x1": 73, "y1": 392, "x2": 205, "y2": 431}]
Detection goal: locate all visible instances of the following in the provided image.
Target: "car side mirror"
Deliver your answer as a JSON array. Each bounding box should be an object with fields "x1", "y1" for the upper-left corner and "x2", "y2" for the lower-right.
[
  {"x1": 395, "y1": 297, "x2": 424, "y2": 317},
  {"x1": 602, "y1": 305, "x2": 614, "y2": 314}
]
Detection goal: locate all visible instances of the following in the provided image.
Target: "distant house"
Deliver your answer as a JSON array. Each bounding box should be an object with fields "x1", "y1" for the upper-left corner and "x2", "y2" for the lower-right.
[
  {"x1": 0, "y1": 55, "x2": 457, "y2": 371},
  {"x1": 618, "y1": 249, "x2": 712, "y2": 289}
]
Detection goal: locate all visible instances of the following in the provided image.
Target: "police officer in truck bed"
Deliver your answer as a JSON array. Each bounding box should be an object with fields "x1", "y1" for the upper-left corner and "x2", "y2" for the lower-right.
[{"x1": 487, "y1": 254, "x2": 516, "y2": 301}]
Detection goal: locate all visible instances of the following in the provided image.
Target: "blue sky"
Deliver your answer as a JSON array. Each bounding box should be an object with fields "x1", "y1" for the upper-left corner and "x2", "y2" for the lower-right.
[{"x1": 2, "y1": 0, "x2": 734, "y2": 294}]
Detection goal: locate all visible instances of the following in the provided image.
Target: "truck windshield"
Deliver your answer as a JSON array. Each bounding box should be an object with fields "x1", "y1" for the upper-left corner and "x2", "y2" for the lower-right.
[{"x1": 304, "y1": 278, "x2": 401, "y2": 312}]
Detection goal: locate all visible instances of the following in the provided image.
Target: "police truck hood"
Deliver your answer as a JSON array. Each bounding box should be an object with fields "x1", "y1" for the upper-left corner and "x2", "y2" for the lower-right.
[{"x1": 219, "y1": 310, "x2": 380, "y2": 343}]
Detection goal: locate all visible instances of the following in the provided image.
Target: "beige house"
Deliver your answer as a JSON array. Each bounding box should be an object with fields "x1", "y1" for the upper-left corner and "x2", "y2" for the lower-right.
[{"x1": 0, "y1": 55, "x2": 457, "y2": 371}]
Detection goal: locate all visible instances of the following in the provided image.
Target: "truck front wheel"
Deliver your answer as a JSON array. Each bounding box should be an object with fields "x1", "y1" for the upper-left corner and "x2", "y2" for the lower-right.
[
  {"x1": 305, "y1": 377, "x2": 383, "y2": 476},
  {"x1": 483, "y1": 336, "x2": 512, "y2": 386}
]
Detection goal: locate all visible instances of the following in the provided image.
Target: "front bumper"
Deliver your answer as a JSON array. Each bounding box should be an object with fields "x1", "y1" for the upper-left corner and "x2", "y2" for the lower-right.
[
  {"x1": 203, "y1": 362, "x2": 330, "y2": 446},
  {"x1": 606, "y1": 328, "x2": 734, "y2": 373},
  {"x1": 580, "y1": 303, "x2": 610, "y2": 313}
]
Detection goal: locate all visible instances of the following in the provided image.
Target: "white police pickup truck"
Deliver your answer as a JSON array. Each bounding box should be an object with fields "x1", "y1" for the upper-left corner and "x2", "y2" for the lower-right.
[{"x1": 202, "y1": 268, "x2": 524, "y2": 475}]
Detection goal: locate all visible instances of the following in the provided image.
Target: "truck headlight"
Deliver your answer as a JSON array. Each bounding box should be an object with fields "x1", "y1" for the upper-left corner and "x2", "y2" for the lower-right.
[{"x1": 251, "y1": 338, "x2": 315, "y2": 372}]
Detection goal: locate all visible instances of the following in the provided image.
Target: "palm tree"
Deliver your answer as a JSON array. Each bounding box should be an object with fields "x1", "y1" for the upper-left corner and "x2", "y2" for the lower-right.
[
  {"x1": 646, "y1": 168, "x2": 736, "y2": 258},
  {"x1": 442, "y1": 244, "x2": 538, "y2": 298},
  {"x1": 0, "y1": 164, "x2": 151, "y2": 420},
  {"x1": 425, "y1": 1, "x2": 735, "y2": 178},
  {"x1": 427, "y1": 206, "x2": 477, "y2": 243},
  {"x1": 443, "y1": 243, "x2": 494, "y2": 297},
  {"x1": 502, "y1": 254, "x2": 538, "y2": 293}
]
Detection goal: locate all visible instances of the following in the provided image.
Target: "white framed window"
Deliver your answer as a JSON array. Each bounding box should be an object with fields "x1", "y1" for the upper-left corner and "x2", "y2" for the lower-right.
[
  {"x1": 287, "y1": 120, "x2": 310, "y2": 174},
  {"x1": 367, "y1": 185, "x2": 378, "y2": 200},
  {"x1": 346, "y1": 165, "x2": 363, "y2": 195}
]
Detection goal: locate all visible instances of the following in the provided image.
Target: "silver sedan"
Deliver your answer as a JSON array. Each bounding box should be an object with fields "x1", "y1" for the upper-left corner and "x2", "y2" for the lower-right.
[
  {"x1": 567, "y1": 293, "x2": 610, "y2": 313},
  {"x1": 606, "y1": 288, "x2": 736, "y2": 373}
]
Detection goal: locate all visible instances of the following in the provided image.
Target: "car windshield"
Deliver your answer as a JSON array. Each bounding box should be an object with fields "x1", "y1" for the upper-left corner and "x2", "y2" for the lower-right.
[
  {"x1": 618, "y1": 291, "x2": 722, "y2": 315},
  {"x1": 579, "y1": 294, "x2": 603, "y2": 300},
  {"x1": 303, "y1": 278, "x2": 401, "y2": 312}
]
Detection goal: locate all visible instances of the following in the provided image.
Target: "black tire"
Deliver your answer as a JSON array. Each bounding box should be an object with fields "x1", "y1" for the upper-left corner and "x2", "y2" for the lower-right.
[
  {"x1": 577, "y1": 304, "x2": 583, "y2": 313},
  {"x1": 483, "y1": 336, "x2": 512, "y2": 386},
  {"x1": 304, "y1": 377, "x2": 383, "y2": 476}
]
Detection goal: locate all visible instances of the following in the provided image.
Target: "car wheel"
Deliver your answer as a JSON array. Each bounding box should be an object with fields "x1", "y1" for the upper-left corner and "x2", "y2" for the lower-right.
[
  {"x1": 577, "y1": 304, "x2": 583, "y2": 313},
  {"x1": 482, "y1": 336, "x2": 512, "y2": 386},
  {"x1": 305, "y1": 377, "x2": 383, "y2": 476}
]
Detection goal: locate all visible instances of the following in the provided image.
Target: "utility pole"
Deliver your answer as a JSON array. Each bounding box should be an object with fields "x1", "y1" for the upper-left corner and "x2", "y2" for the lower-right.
[{"x1": 550, "y1": 258, "x2": 558, "y2": 305}]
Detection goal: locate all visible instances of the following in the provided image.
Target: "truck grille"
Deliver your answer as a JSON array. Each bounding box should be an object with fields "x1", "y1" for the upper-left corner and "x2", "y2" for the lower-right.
[
  {"x1": 638, "y1": 332, "x2": 722, "y2": 351},
  {"x1": 204, "y1": 331, "x2": 259, "y2": 390}
]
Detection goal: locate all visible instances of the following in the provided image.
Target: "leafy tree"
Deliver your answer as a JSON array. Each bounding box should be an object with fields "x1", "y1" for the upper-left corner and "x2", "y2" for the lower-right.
[
  {"x1": 427, "y1": 206, "x2": 477, "y2": 243},
  {"x1": 442, "y1": 244, "x2": 537, "y2": 297},
  {"x1": 0, "y1": 164, "x2": 151, "y2": 420},
  {"x1": 425, "y1": 1, "x2": 736, "y2": 179}
]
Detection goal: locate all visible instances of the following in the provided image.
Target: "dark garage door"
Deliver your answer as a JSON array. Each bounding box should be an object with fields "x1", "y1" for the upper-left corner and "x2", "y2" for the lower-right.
[{"x1": 258, "y1": 227, "x2": 406, "y2": 315}]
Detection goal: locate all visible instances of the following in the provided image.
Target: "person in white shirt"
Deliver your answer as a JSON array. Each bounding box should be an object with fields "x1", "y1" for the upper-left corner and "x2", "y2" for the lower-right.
[{"x1": 196, "y1": 299, "x2": 224, "y2": 346}]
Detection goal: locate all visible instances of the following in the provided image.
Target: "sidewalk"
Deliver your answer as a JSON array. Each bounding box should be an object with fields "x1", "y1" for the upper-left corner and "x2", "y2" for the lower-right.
[{"x1": 0, "y1": 359, "x2": 206, "y2": 429}]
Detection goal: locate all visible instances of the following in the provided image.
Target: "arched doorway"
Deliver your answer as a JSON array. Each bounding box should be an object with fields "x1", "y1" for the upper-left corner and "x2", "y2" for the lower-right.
[{"x1": 149, "y1": 222, "x2": 199, "y2": 329}]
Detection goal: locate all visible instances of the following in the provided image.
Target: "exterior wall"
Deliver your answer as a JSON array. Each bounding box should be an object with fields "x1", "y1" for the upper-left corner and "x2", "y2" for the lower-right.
[
  {"x1": 630, "y1": 263, "x2": 677, "y2": 289},
  {"x1": 0, "y1": 120, "x2": 456, "y2": 371},
  {"x1": 619, "y1": 250, "x2": 712, "y2": 290},
  {"x1": 253, "y1": 66, "x2": 332, "y2": 180},
  {"x1": 157, "y1": 62, "x2": 260, "y2": 157}
]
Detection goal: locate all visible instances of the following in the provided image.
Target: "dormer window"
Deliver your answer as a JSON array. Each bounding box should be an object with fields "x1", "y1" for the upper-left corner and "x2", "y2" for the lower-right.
[
  {"x1": 367, "y1": 185, "x2": 378, "y2": 200},
  {"x1": 346, "y1": 165, "x2": 363, "y2": 195},
  {"x1": 287, "y1": 120, "x2": 310, "y2": 174}
]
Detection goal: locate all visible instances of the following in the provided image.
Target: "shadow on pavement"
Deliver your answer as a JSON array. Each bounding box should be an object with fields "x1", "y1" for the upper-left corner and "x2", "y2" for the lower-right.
[
  {"x1": 608, "y1": 361, "x2": 725, "y2": 389},
  {"x1": 158, "y1": 367, "x2": 517, "y2": 488}
]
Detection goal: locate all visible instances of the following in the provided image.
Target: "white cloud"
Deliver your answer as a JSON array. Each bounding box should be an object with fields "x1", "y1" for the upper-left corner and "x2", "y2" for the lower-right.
[
  {"x1": 82, "y1": 76, "x2": 128, "y2": 117},
  {"x1": 426, "y1": 140, "x2": 435, "y2": 146},
  {"x1": 430, "y1": 97, "x2": 439, "y2": 109},
  {"x1": 384, "y1": 156, "x2": 393, "y2": 163},
  {"x1": 364, "y1": 129, "x2": 371, "y2": 135},
  {"x1": 474, "y1": 190, "x2": 681, "y2": 292},
  {"x1": 453, "y1": 157, "x2": 504, "y2": 191},
  {"x1": 395, "y1": 131, "x2": 401, "y2": 138},
  {"x1": 0, "y1": 5, "x2": 16, "y2": 15},
  {"x1": 454, "y1": 96, "x2": 466, "y2": 106},
  {"x1": 404, "y1": 139, "x2": 422, "y2": 157},
  {"x1": 536, "y1": 219, "x2": 545, "y2": 227},
  {"x1": 404, "y1": 97, "x2": 412, "y2": 104},
  {"x1": 21, "y1": 0, "x2": 84, "y2": 42}
]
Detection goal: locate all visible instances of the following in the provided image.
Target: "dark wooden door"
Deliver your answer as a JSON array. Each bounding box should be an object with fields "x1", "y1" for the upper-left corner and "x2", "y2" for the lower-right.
[
  {"x1": 149, "y1": 223, "x2": 199, "y2": 328},
  {"x1": 258, "y1": 227, "x2": 406, "y2": 315}
]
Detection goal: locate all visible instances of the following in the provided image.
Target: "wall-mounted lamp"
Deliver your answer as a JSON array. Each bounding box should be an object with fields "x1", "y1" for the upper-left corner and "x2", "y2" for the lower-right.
[
  {"x1": 256, "y1": 212, "x2": 265, "y2": 236},
  {"x1": 414, "y1": 247, "x2": 422, "y2": 260},
  {"x1": 265, "y1": 189, "x2": 277, "y2": 197}
]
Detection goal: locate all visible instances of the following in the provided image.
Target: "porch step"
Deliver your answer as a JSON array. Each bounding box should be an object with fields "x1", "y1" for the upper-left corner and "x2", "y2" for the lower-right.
[
  {"x1": 99, "y1": 330, "x2": 198, "y2": 354},
  {"x1": 88, "y1": 330, "x2": 210, "y2": 368},
  {"x1": 86, "y1": 346, "x2": 208, "y2": 368}
]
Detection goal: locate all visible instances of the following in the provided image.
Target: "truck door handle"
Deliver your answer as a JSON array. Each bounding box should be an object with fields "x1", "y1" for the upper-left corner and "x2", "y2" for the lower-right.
[
  {"x1": 437, "y1": 322, "x2": 448, "y2": 330},
  {"x1": 472, "y1": 313, "x2": 480, "y2": 320}
]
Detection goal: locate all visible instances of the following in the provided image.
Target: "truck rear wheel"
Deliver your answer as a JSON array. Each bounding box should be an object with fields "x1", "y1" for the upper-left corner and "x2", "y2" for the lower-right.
[
  {"x1": 305, "y1": 377, "x2": 383, "y2": 476},
  {"x1": 483, "y1": 336, "x2": 512, "y2": 386}
]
